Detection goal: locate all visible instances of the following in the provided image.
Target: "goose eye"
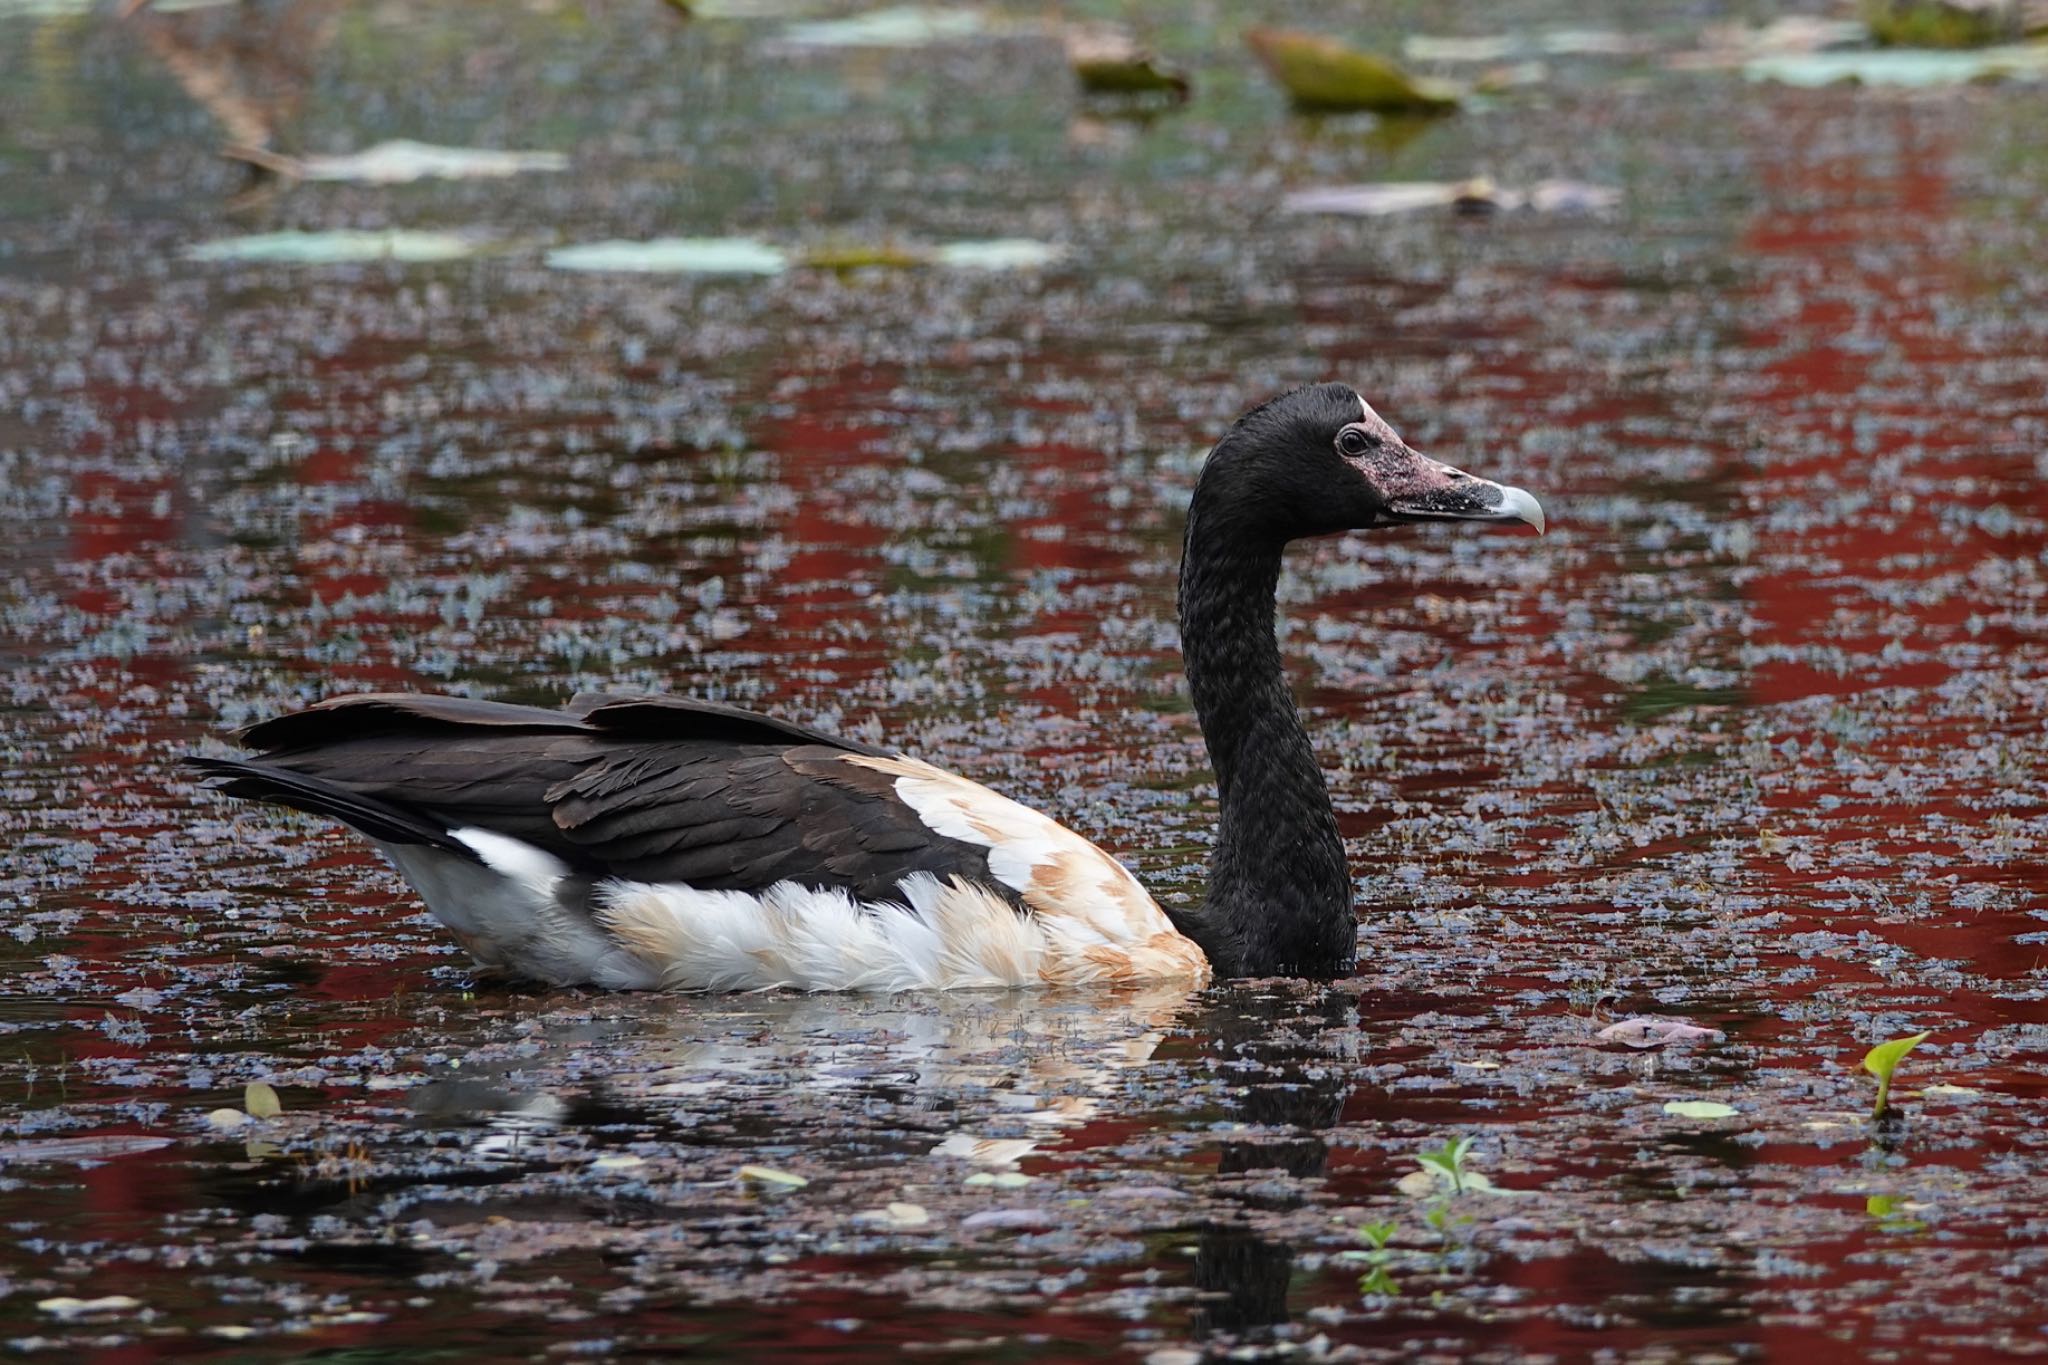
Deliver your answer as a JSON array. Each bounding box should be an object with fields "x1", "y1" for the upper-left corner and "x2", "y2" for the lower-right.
[{"x1": 1337, "y1": 427, "x2": 1373, "y2": 457}]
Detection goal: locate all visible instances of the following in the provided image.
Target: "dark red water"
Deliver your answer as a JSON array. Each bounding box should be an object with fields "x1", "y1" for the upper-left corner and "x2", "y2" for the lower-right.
[{"x1": 2, "y1": 3, "x2": 2045, "y2": 1360}]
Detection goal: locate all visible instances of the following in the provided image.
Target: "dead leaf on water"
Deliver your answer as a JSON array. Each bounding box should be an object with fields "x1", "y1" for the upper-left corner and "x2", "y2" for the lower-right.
[
  {"x1": 738, "y1": 1163, "x2": 809, "y2": 1188},
  {"x1": 1064, "y1": 24, "x2": 1191, "y2": 100},
  {"x1": 244, "y1": 1081, "x2": 282, "y2": 1118},
  {"x1": 1597, "y1": 1017, "x2": 1727, "y2": 1048},
  {"x1": 1245, "y1": 28, "x2": 1462, "y2": 113}
]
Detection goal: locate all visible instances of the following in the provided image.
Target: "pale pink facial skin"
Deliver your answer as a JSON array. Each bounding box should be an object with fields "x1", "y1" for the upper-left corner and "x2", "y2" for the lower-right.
[
  {"x1": 1340, "y1": 395, "x2": 1473, "y2": 507},
  {"x1": 1338, "y1": 393, "x2": 1545, "y2": 533}
]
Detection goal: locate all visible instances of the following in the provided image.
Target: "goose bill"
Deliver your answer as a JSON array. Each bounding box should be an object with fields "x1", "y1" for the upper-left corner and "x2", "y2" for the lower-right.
[{"x1": 1385, "y1": 460, "x2": 1545, "y2": 535}]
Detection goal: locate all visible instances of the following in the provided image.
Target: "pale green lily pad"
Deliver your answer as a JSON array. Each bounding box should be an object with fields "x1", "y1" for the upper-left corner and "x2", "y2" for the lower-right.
[
  {"x1": 934, "y1": 239, "x2": 1064, "y2": 270},
  {"x1": 779, "y1": 6, "x2": 987, "y2": 49},
  {"x1": 1663, "y1": 1099, "x2": 1740, "y2": 1120},
  {"x1": 183, "y1": 230, "x2": 481, "y2": 264},
  {"x1": 243, "y1": 1081, "x2": 282, "y2": 1118},
  {"x1": 545, "y1": 237, "x2": 789, "y2": 275},
  {"x1": 1745, "y1": 45, "x2": 2048, "y2": 86},
  {"x1": 285, "y1": 141, "x2": 568, "y2": 185}
]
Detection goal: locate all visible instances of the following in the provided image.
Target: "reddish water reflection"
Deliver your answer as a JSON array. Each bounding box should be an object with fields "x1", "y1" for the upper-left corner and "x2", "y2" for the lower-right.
[{"x1": 3, "y1": 8, "x2": 2046, "y2": 1361}]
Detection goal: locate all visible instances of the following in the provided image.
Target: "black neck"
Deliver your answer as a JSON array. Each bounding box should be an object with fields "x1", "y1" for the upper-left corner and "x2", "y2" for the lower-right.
[{"x1": 1171, "y1": 488, "x2": 1355, "y2": 979}]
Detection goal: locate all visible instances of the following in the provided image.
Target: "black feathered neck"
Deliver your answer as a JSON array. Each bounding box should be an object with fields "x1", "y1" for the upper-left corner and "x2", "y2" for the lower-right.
[{"x1": 1170, "y1": 428, "x2": 1357, "y2": 980}]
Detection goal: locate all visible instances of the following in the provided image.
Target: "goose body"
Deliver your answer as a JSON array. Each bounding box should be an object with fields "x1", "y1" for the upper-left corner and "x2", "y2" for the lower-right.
[{"x1": 194, "y1": 385, "x2": 1541, "y2": 991}]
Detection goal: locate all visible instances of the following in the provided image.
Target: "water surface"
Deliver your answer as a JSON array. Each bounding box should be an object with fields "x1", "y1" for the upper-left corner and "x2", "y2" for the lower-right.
[{"x1": 2, "y1": 1, "x2": 2045, "y2": 1358}]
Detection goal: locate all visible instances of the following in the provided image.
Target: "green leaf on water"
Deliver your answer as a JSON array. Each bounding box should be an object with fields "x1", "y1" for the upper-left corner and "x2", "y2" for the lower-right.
[
  {"x1": 243, "y1": 1082, "x2": 282, "y2": 1119},
  {"x1": 778, "y1": 6, "x2": 987, "y2": 49},
  {"x1": 546, "y1": 237, "x2": 790, "y2": 275},
  {"x1": 1745, "y1": 45, "x2": 2048, "y2": 87},
  {"x1": 933, "y1": 239, "x2": 1064, "y2": 271},
  {"x1": 1863, "y1": 1030, "x2": 1932, "y2": 1117},
  {"x1": 1662, "y1": 1100, "x2": 1739, "y2": 1120},
  {"x1": 183, "y1": 230, "x2": 481, "y2": 265},
  {"x1": 1244, "y1": 27, "x2": 1462, "y2": 113}
]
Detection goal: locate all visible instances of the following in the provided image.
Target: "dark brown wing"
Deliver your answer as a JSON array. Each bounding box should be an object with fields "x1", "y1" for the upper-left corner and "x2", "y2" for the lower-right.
[{"x1": 199, "y1": 691, "x2": 1012, "y2": 905}]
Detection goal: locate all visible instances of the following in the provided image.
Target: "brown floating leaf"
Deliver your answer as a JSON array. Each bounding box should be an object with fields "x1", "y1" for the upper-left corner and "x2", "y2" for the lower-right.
[
  {"x1": 1245, "y1": 27, "x2": 1461, "y2": 113},
  {"x1": 1596, "y1": 1017, "x2": 1727, "y2": 1049},
  {"x1": 1065, "y1": 24, "x2": 1192, "y2": 99}
]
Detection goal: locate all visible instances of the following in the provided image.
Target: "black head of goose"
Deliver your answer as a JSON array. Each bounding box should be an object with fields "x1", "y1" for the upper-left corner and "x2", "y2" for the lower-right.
[{"x1": 190, "y1": 383, "x2": 1542, "y2": 992}]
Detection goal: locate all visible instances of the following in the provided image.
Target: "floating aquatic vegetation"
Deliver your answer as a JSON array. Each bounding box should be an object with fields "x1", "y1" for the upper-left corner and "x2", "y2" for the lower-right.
[
  {"x1": 230, "y1": 139, "x2": 570, "y2": 184},
  {"x1": 1244, "y1": 27, "x2": 1462, "y2": 113},
  {"x1": 1064, "y1": 24, "x2": 1191, "y2": 100},
  {"x1": 932, "y1": 238, "x2": 1064, "y2": 270},
  {"x1": 737, "y1": 1162, "x2": 810, "y2": 1188},
  {"x1": 1862, "y1": 0, "x2": 2023, "y2": 48},
  {"x1": 1662, "y1": 1100, "x2": 1740, "y2": 1120},
  {"x1": 1596, "y1": 1016, "x2": 1726, "y2": 1048},
  {"x1": 544, "y1": 236, "x2": 790, "y2": 274},
  {"x1": 181, "y1": 229, "x2": 483, "y2": 263},
  {"x1": 1745, "y1": 43, "x2": 2048, "y2": 85},
  {"x1": 777, "y1": 5, "x2": 988, "y2": 49},
  {"x1": 1282, "y1": 177, "x2": 1621, "y2": 217},
  {"x1": 1404, "y1": 28, "x2": 1659, "y2": 62}
]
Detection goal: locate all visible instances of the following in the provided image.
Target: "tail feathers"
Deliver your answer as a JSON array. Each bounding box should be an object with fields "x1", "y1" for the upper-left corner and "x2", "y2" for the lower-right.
[{"x1": 185, "y1": 756, "x2": 468, "y2": 854}]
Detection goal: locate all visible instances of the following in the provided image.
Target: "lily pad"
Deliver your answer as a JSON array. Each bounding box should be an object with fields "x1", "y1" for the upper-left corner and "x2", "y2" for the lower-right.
[
  {"x1": 183, "y1": 230, "x2": 481, "y2": 264},
  {"x1": 1663, "y1": 1099, "x2": 1740, "y2": 1120},
  {"x1": 243, "y1": 1081, "x2": 282, "y2": 1118},
  {"x1": 246, "y1": 140, "x2": 569, "y2": 185},
  {"x1": 1744, "y1": 44, "x2": 2048, "y2": 86},
  {"x1": 1244, "y1": 28, "x2": 1462, "y2": 114},
  {"x1": 778, "y1": 6, "x2": 987, "y2": 49},
  {"x1": 545, "y1": 237, "x2": 789, "y2": 275},
  {"x1": 933, "y1": 239, "x2": 1063, "y2": 270},
  {"x1": 1283, "y1": 178, "x2": 1620, "y2": 217}
]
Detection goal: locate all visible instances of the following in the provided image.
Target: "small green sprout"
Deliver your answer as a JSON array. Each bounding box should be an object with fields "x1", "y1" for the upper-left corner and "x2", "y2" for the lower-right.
[
  {"x1": 1866, "y1": 1194, "x2": 1927, "y2": 1235},
  {"x1": 1355, "y1": 1220, "x2": 1400, "y2": 1297},
  {"x1": 1863, "y1": 1030, "x2": 1932, "y2": 1118},
  {"x1": 1417, "y1": 1135, "x2": 1475, "y2": 1194}
]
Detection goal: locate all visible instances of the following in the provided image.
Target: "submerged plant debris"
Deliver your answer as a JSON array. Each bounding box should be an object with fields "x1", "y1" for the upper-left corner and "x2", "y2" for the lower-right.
[{"x1": 0, "y1": 0, "x2": 2045, "y2": 1360}]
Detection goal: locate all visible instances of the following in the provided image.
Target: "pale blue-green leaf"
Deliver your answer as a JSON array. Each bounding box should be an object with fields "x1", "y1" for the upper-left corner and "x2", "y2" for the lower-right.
[
  {"x1": 934, "y1": 239, "x2": 1064, "y2": 270},
  {"x1": 1745, "y1": 46, "x2": 2048, "y2": 87},
  {"x1": 546, "y1": 237, "x2": 789, "y2": 275},
  {"x1": 183, "y1": 231, "x2": 480, "y2": 264},
  {"x1": 779, "y1": 6, "x2": 987, "y2": 49}
]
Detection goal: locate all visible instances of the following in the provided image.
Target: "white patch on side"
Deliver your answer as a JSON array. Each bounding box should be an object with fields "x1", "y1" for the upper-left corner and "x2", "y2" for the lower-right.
[
  {"x1": 377, "y1": 834, "x2": 659, "y2": 990},
  {"x1": 841, "y1": 754, "x2": 1211, "y2": 986},
  {"x1": 592, "y1": 872, "x2": 1046, "y2": 992}
]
